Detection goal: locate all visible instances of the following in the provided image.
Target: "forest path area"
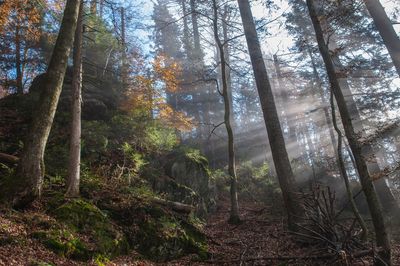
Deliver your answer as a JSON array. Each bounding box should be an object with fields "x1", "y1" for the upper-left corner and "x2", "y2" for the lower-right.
[
  {"x1": 167, "y1": 197, "x2": 315, "y2": 266},
  {"x1": 165, "y1": 196, "x2": 400, "y2": 266}
]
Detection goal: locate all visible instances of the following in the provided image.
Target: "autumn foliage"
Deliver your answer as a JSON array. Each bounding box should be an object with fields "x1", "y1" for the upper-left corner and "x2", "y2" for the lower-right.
[{"x1": 121, "y1": 55, "x2": 193, "y2": 132}]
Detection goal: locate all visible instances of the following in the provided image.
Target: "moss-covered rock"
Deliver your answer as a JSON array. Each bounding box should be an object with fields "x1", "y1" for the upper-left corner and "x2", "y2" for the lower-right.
[
  {"x1": 51, "y1": 199, "x2": 129, "y2": 259},
  {"x1": 134, "y1": 204, "x2": 208, "y2": 262},
  {"x1": 163, "y1": 148, "x2": 217, "y2": 217},
  {"x1": 31, "y1": 230, "x2": 91, "y2": 260}
]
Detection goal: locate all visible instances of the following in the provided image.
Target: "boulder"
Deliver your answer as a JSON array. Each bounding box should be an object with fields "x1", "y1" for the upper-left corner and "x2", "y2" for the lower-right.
[{"x1": 163, "y1": 149, "x2": 217, "y2": 217}]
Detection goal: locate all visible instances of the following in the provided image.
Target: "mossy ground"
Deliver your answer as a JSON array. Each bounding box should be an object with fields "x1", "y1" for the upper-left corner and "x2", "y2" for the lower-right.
[
  {"x1": 134, "y1": 204, "x2": 208, "y2": 262},
  {"x1": 0, "y1": 173, "x2": 209, "y2": 265}
]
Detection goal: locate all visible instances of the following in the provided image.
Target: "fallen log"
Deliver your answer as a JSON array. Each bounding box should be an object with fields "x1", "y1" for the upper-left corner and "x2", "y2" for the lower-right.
[
  {"x1": 151, "y1": 198, "x2": 195, "y2": 213},
  {"x1": 0, "y1": 152, "x2": 19, "y2": 164}
]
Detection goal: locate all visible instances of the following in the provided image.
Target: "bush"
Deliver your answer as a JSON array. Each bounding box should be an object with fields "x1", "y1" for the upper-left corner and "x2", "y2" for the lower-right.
[{"x1": 236, "y1": 161, "x2": 282, "y2": 205}]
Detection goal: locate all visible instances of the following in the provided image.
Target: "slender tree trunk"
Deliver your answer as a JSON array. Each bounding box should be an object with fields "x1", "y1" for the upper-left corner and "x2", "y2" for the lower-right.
[
  {"x1": 189, "y1": 0, "x2": 209, "y2": 144},
  {"x1": 213, "y1": 0, "x2": 240, "y2": 223},
  {"x1": 99, "y1": 0, "x2": 104, "y2": 18},
  {"x1": 12, "y1": 0, "x2": 81, "y2": 206},
  {"x1": 66, "y1": 1, "x2": 83, "y2": 198},
  {"x1": 363, "y1": 0, "x2": 400, "y2": 76},
  {"x1": 181, "y1": 0, "x2": 192, "y2": 57},
  {"x1": 307, "y1": 0, "x2": 391, "y2": 263},
  {"x1": 237, "y1": 0, "x2": 302, "y2": 230},
  {"x1": 222, "y1": 6, "x2": 234, "y2": 121},
  {"x1": 330, "y1": 90, "x2": 368, "y2": 241},
  {"x1": 15, "y1": 25, "x2": 23, "y2": 94},
  {"x1": 318, "y1": 0, "x2": 400, "y2": 217},
  {"x1": 307, "y1": 46, "x2": 337, "y2": 156},
  {"x1": 120, "y1": 7, "x2": 128, "y2": 87},
  {"x1": 190, "y1": 0, "x2": 202, "y2": 60},
  {"x1": 273, "y1": 54, "x2": 301, "y2": 160},
  {"x1": 90, "y1": 0, "x2": 97, "y2": 16}
]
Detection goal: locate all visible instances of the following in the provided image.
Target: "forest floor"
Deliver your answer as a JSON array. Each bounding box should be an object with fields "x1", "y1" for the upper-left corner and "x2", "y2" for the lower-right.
[
  {"x1": 1, "y1": 196, "x2": 400, "y2": 265},
  {"x1": 114, "y1": 196, "x2": 400, "y2": 266}
]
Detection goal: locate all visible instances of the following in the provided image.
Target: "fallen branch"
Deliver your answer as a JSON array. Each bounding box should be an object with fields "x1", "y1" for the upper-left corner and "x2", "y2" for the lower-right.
[
  {"x1": 0, "y1": 152, "x2": 19, "y2": 164},
  {"x1": 151, "y1": 198, "x2": 195, "y2": 213}
]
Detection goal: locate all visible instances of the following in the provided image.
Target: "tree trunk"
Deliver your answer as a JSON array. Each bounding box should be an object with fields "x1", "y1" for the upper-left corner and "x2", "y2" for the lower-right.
[
  {"x1": 121, "y1": 7, "x2": 128, "y2": 87},
  {"x1": 99, "y1": 0, "x2": 104, "y2": 18},
  {"x1": 273, "y1": 54, "x2": 300, "y2": 160},
  {"x1": 181, "y1": 0, "x2": 192, "y2": 57},
  {"x1": 213, "y1": 0, "x2": 240, "y2": 223},
  {"x1": 66, "y1": 1, "x2": 83, "y2": 198},
  {"x1": 15, "y1": 25, "x2": 23, "y2": 94},
  {"x1": 330, "y1": 89, "x2": 368, "y2": 241},
  {"x1": 307, "y1": 0, "x2": 391, "y2": 263},
  {"x1": 318, "y1": 0, "x2": 400, "y2": 218},
  {"x1": 307, "y1": 45, "x2": 337, "y2": 157},
  {"x1": 222, "y1": 6, "x2": 234, "y2": 121},
  {"x1": 237, "y1": 0, "x2": 302, "y2": 230},
  {"x1": 12, "y1": 0, "x2": 81, "y2": 206},
  {"x1": 190, "y1": 0, "x2": 202, "y2": 60},
  {"x1": 363, "y1": 0, "x2": 400, "y2": 77},
  {"x1": 90, "y1": 0, "x2": 97, "y2": 16}
]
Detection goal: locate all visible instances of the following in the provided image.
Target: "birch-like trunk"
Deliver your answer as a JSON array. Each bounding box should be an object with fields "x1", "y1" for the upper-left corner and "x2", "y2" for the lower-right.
[
  {"x1": 364, "y1": 0, "x2": 400, "y2": 77},
  {"x1": 213, "y1": 0, "x2": 240, "y2": 223},
  {"x1": 13, "y1": 0, "x2": 81, "y2": 206},
  {"x1": 66, "y1": 0, "x2": 83, "y2": 198}
]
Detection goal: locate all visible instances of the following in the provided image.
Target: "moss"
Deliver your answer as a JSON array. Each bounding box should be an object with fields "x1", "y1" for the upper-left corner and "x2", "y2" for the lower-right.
[
  {"x1": 163, "y1": 179, "x2": 200, "y2": 206},
  {"x1": 0, "y1": 170, "x2": 22, "y2": 203},
  {"x1": 51, "y1": 199, "x2": 129, "y2": 258},
  {"x1": 31, "y1": 230, "x2": 91, "y2": 260},
  {"x1": 134, "y1": 204, "x2": 209, "y2": 262},
  {"x1": 43, "y1": 191, "x2": 66, "y2": 211}
]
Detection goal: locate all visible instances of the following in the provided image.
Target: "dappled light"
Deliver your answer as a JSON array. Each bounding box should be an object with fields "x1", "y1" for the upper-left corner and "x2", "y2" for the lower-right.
[{"x1": 1, "y1": 0, "x2": 400, "y2": 265}]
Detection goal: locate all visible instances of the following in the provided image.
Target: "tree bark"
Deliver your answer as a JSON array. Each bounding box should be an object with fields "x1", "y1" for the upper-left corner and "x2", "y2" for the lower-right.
[
  {"x1": 12, "y1": 0, "x2": 81, "y2": 206},
  {"x1": 307, "y1": 45, "x2": 337, "y2": 157},
  {"x1": 121, "y1": 7, "x2": 128, "y2": 87},
  {"x1": 318, "y1": 0, "x2": 400, "y2": 218},
  {"x1": 181, "y1": 0, "x2": 192, "y2": 57},
  {"x1": 363, "y1": 0, "x2": 400, "y2": 77},
  {"x1": 90, "y1": 0, "x2": 97, "y2": 16},
  {"x1": 190, "y1": 0, "x2": 202, "y2": 60},
  {"x1": 307, "y1": 0, "x2": 391, "y2": 263},
  {"x1": 66, "y1": 0, "x2": 83, "y2": 198},
  {"x1": 213, "y1": 0, "x2": 240, "y2": 223},
  {"x1": 15, "y1": 25, "x2": 24, "y2": 95},
  {"x1": 330, "y1": 89, "x2": 368, "y2": 241},
  {"x1": 237, "y1": 0, "x2": 302, "y2": 230},
  {"x1": 99, "y1": 0, "x2": 104, "y2": 18},
  {"x1": 273, "y1": 54, "x2": 300, "y2": 160}
]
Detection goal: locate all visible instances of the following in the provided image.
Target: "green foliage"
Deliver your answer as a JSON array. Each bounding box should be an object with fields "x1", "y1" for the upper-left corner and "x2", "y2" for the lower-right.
[
  {"x1": 144, "y1": 123, "x2": 178, "y2": 152},
  {"x1": 121, "y1": 142, "x2": 147, "y2": 177},
  {"x1": 212, "y1": 169, "x2": 230, "y2": 193},
  {"x1": 184, "y1": 149, "x2": 209, "y2": 169},
  {"x1": 237, "y1": 161, "x2": 282, "y2": 205},
  {"x1": 120, "y1": 183, "x2": 157, "y2": 199},
  {"x1": 82, "y1": 120, "x2": 110, "y2": 161},
  {"x1": 0, "y1": 162, "x2": 13, "y2": 177}
]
